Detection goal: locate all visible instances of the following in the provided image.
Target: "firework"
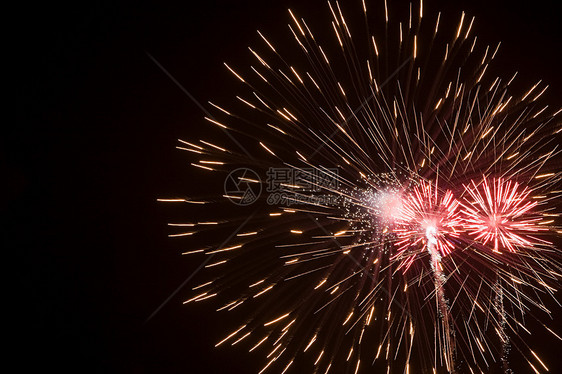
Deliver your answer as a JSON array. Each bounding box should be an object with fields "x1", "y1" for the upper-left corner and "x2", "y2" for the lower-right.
[
  {"x1": 161, "y1": 1, "x2": 562, "y2": 373},
  {"x1": 461, "y1": 176, "x2": 544, "y2": 253},
  {"x1": 394, "y1": 180, "x2": 461, "y2": 262}
]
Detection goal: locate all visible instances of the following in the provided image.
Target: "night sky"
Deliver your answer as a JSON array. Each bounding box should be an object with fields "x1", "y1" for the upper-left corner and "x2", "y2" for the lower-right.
[{"x1": 14, "y1": 0, "x2": 561, "y2": 372}]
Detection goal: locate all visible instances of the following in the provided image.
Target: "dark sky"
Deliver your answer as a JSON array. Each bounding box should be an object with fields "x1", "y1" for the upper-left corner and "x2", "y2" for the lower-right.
[{"x1": 13, "y1": 0, "x2": 561, "y2": 373}]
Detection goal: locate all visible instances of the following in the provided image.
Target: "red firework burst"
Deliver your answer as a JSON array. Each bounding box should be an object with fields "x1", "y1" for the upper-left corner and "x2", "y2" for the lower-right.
[
  {"x1": 392, "y1": 180, "x2": 462, "y2": 271},
  {"x1": 461, "y1": 176, "x2": 546, "y2": 253}
]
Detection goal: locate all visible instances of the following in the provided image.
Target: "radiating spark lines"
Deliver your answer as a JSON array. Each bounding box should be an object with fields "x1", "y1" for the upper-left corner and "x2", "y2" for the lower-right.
[{"x1": 160, "y1": 1, "x2": 562, "y2": 373}]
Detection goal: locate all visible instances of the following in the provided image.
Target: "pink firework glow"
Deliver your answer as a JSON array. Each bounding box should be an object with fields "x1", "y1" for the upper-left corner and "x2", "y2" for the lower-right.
[
  {"x1": 461, "y1": 176, "x2": 546, "y2": 253},
  {"x1": 373, "y1": 189, "x2": 404, "y2": 224}
]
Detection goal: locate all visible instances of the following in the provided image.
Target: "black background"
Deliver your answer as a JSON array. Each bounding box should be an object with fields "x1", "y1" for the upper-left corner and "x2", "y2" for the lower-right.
[{"x1": 13, "y1": 0, "x2": 561, "y2": 372}]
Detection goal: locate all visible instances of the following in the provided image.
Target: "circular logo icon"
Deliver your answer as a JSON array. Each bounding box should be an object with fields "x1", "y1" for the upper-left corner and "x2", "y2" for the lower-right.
[{"x1": 224, "y1": 168, "x2": 262, "y2": 206}]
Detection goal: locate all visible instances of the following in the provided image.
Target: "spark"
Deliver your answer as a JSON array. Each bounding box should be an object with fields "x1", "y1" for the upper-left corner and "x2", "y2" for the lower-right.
[{"x1": 264, "y1": 313, "x2": 290, "y2": 327}]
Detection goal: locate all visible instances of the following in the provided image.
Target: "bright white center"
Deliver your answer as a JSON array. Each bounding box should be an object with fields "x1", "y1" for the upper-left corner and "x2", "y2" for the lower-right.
[{"x1": 426, "y1": 225, "x2": 438, "y2": 245}]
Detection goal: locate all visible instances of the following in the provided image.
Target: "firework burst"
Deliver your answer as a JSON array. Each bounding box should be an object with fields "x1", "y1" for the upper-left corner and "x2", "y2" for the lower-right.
[
  {"x1": 394, "y1": 180, "x2": 461, "y2": 264},
  {"x1": 461, "y1": 176, "x2": 544, "y2": 253},
  {"x1": 160, "y1": 1, "x2": 562, "y2": 373}
]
